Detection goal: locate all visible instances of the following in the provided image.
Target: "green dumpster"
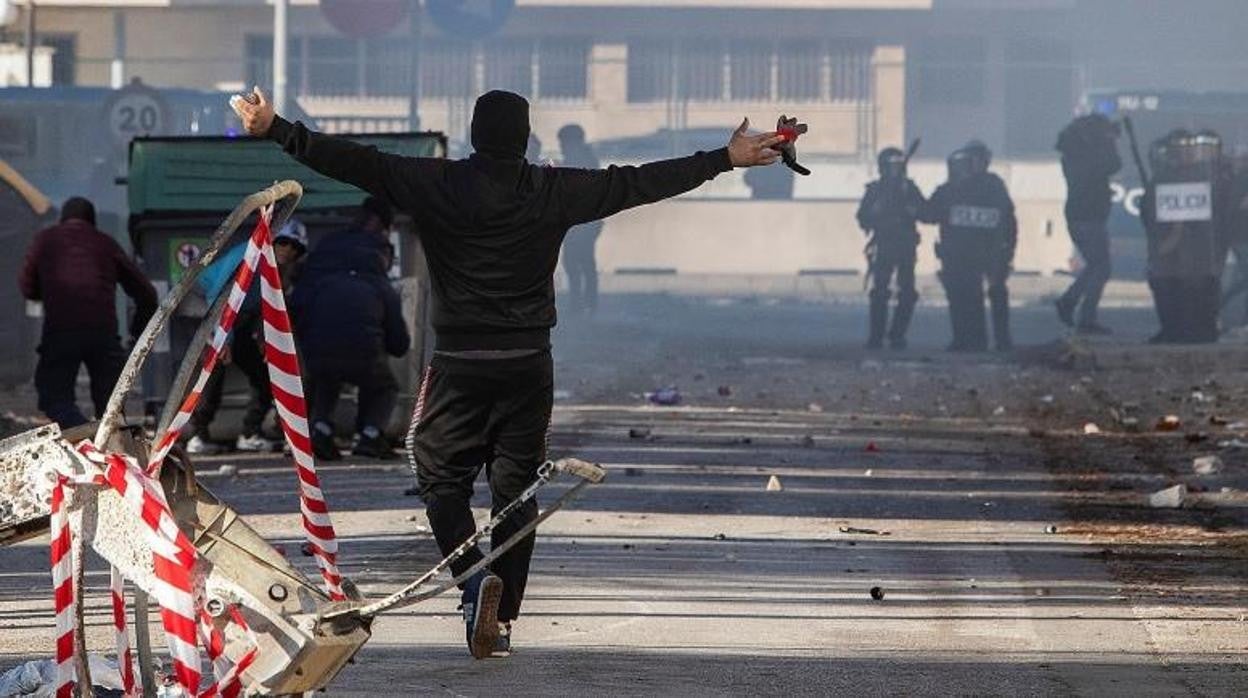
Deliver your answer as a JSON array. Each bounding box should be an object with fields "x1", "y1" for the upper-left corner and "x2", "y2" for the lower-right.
[{"x1": 127, "y1": 132, "x2": 446, "y2": 438}]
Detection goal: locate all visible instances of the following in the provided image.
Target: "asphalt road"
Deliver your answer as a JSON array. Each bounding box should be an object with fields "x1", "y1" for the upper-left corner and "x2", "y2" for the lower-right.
[{"x1": 1, "y1": 295, "x2": 1245, "y2": 696}]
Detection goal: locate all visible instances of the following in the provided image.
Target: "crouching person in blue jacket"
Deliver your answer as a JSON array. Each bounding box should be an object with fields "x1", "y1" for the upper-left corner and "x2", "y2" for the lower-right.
[{"x1": 293, "y1": 196, "x2": 410, "y2": 460}]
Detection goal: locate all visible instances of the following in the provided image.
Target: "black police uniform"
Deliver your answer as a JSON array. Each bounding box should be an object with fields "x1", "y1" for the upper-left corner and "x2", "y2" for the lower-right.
[
  {"x1": 922, "y1": 156, "x2": 1018, "y2": 352},
  {"x1": 856, "y1": 149, "x2": 925, "y2": 349},
  {"x1": 1140, "y1": 130, "x2": 1233, "y2": 343}
]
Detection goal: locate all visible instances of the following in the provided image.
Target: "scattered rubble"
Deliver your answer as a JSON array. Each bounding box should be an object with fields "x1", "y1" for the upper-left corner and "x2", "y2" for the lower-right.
[
  {"x1": 765, "y1": 475, "x2": 783, "y2": 491},
  {"x1": 1156, "y1": 415, "x2": 1182, "y2": 432},
  {"x1": 869, "y1": 586, "x2": 885, "y2": 601},
  {"x1": 627, "y1": 427, "x2": 651, "y2": 439},
  {"x1": 1193, "y1": 456, "x2": 1223, "y2": 475},
  {"x1": 1148, "y1": 484, "x2": 1186, "y2": 509},
  {"x1": 647, "y1": 386, "x2": 682, "y2": 406},
  {"x1": 1083, "y1": 423, "x2": 1101, "y2": 435},
  {"x1": 839, "y1": 526, "x2": 889, "y2": 536}
]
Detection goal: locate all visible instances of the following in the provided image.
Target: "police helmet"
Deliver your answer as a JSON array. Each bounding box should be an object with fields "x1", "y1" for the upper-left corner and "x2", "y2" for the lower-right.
[
  {"x1": 963, "y1": 139, "x2": 992, "y2": 174},
  {"x1": 947, "y1": 148, "x2": 975, "y2": 183},
  {"x1": 877, "y1": 147, "x2": 906, "y2": 179}
]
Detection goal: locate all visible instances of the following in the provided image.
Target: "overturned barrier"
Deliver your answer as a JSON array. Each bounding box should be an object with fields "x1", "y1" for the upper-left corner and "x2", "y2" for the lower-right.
[{"x1": 0, "y1": 181, "x2": 606, "y2": 696}]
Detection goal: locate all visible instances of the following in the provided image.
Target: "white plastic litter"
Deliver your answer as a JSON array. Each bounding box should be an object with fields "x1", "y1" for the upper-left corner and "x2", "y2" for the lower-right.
[
  {"x1": 0, "y1": 655, "x2": 127, "y2": 698},
  {"x1": 1148, "y1": 484, "x2": 1186, "y2": 509},
  {"x1": 1193, "y1": 456, "x2": 1223, "y2": 475}
]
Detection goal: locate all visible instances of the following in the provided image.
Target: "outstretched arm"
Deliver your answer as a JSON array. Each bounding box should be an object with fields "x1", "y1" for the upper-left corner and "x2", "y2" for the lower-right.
[
  {"x1": 233, "y1": 87, "x2": 439, "y2": 209},
  {"x1": 558, "y1": 118, "x2": 785, "y2": 226}
]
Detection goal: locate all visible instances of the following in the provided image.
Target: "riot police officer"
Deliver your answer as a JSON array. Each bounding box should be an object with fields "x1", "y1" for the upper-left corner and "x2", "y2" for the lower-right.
[
  {"x1": 1140, "y1": 129, "x2": 1232, "y2": 343},
  {"x1": 856, "y1": 147, "x2": 926, "y2": 349},
  {"x1": 1055, "y1": 113, "x2": 1122, "y2": 334},
  {"x1": 921, "y1": 141, "x2": 1018, "y2": 352}
]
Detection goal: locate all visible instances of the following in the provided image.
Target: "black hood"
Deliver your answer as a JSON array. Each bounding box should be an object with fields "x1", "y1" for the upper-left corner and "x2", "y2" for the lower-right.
[{"x1": 471, "y1": 90, "x2": 531, "y2": 161}]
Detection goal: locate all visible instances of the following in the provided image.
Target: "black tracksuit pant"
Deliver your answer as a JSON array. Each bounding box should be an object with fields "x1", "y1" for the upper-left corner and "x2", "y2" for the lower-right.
[
  {"x1": 34, "y1": 329, "x2": 127, "y2": 428},
  {"x1": 409, "y1": 351, "x2": 553, "y2": 623},
  {"x1": 307, "y1": 357, "x2": 400, "y2": 435}
]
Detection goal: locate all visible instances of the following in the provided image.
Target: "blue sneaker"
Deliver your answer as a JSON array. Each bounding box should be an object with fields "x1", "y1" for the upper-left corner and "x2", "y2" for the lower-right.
[{"x1": 459, "y1": 572, "x2": 502, "y2": 659}]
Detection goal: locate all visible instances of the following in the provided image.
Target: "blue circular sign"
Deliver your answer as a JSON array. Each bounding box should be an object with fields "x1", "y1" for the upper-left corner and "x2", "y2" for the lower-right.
[{"x1": 427, "y1": 0, "x2": 515, "y2": 39}]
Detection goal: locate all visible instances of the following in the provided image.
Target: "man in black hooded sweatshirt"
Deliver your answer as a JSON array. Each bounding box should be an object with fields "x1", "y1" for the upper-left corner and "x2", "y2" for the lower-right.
[{"x1": 234, "y1": 87, "x2": 783, "y2": 659}]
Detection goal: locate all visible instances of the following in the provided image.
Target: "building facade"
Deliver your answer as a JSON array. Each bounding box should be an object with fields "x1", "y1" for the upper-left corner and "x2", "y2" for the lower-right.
[{"x1": 6, "y1": 1, "x2": 1248, "y2": 161}]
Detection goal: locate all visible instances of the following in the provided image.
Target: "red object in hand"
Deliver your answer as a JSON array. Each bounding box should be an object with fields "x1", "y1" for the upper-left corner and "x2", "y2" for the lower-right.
[{"x1": 775, "y1": 115, "x2": 811, "y2": 175}]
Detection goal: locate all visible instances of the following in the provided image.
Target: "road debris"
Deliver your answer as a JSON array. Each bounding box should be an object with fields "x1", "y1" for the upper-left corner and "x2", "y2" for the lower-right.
[
  {"x1": 216, "y1": 464, "x2": 238, "y2": 477},
  {"x1": 1156, "y1": 415, "x2": 1182, "y2": 432},
  {"x1": 869, "y1": 586, "x2": 885, "y2": 601},
  {"x1": 717, "y1": 385, "x2": 732, "y2": 397},
  {"x1": 624, "y1": 467, "x2": 644, "y2": 477},
  {"x1": 647, "y1": 386, "x2": 682, "y2": 406},
  {"x1": 1148, "y1": 484, "x2": 1186, "y2": 509},
  {"x1": 765, "y1": 475, "x2": 783, "y2": 491},
  {"x1": 1193, "y1": 456, "x2": 1223, "y2": 475},
  {"x1": 865, "y1": 441, "x2": 880, "y2": 453},
  {"x1": 1045, "y1": 525, "x2": 1058, "y2": 534},
  {"x1": 839, "y1": 526, "x2": 890, "y2": 536},
  {"x1": 1083, "y1": 423, "x2": 1101, "y2": 435},
  {"x1": 628, "y1": 427, "x2": 651, "y2": 439},
  {"x1": 800, "y1": 434, "x2": 816, "y2": 448}
]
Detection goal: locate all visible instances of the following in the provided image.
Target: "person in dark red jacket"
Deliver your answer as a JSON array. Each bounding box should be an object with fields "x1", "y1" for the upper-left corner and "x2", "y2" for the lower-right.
[
  {"x1": 18, "y1": 197, "x2": 158, "y2": 427},
  {"x1": 233, "y1": 87, "x2": 782, "y2": 660}
]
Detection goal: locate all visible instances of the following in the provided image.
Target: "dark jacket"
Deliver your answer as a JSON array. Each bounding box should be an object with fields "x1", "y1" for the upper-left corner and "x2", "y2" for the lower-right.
[
  {"x1": 292, "y1": 229, "x2": 410, "y2": 363},
  {"x1": 1057, "y1": 121, "x2": 1122, "y2": 224},
  {"x1": 18, "y1": 219, "x2": 158, "y2": 337},
  {"x1": 921, "y1": 172, "x2": 1018, "y2": 262},
  {"x1": 267, "y1": 117, "x2": 733, "y2": 351},
  {"x1": 856, "y1": 177, "x2": 925, "y2": 249}
]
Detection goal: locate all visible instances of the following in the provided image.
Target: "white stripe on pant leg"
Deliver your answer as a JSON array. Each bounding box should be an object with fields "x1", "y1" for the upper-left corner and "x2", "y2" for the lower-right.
[{"x1": 405, "y1": 367, "x2": 433, "y2": 479}]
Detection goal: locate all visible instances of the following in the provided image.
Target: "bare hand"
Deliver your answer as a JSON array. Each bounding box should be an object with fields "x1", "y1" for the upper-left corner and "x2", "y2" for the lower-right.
[
  {"x1": 727, "y1": 118, "x2": 783, "y2": 168},
  {"x1": 230, "y1": 86, "x2": 276, "y2": 137}
]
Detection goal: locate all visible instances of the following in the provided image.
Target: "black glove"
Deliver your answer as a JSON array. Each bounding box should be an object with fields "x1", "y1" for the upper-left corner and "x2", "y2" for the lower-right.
[{"x1": 776, "y1": 115, "x2": 811, "y2": 176}]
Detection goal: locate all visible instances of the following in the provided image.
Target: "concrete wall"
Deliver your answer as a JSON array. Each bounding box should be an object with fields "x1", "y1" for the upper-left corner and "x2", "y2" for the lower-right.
[{"x1": 593, "y1": 196, "x2": 1072, "y2": 278}]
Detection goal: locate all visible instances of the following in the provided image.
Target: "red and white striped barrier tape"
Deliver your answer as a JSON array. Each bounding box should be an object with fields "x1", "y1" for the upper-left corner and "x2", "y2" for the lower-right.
[
  {"x1": 255, "y1": 228, "x2": 344, "y2": 599},
  {"x1": 49, "y1": 475, "x2": 75, "y2": 698},
  {"x1": 145, "y1": 209, "x2": 344, "y2": 599},
  {"x1": 48, "y1": 210, "x2": 342, "y2": 695},
  {"x1": 110, "y1": 566, "x2": 137, "y2": 696},
  {"x1": 70, "y1": 441, "x2": 202, "y2": 694},
  {"x1": 198, "y1": 605, "x2": 258, "y2": 698}
]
